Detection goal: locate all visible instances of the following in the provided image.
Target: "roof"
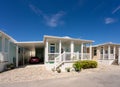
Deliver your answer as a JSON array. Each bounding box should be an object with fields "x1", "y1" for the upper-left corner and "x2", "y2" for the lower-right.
[
  {"x1": 16, "y1": 41, "x2": 44, "y2": 50},
  {"x1": 0, "y1": 30, "x2": 17, "y2": 42},
  {"x1": 93, "y1": 42, "x2": 120, "y2": 47},
  {"x1": 44, "y1": 35, "x2": 94, "y2": 43}
]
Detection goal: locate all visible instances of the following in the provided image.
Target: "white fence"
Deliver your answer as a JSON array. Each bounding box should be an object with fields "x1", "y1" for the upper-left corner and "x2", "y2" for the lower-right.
[
  {"x1": 100, "y1": 54, "x2": 114, "y2": 60},
  {"x1": 48, "y1": 52, "x2": 90, "y2": 63}
]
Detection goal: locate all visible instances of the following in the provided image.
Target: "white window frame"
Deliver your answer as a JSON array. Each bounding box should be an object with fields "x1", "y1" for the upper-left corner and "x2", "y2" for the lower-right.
[{"x1": 49, "y1": 43, "x2": 56, "y2": 53}]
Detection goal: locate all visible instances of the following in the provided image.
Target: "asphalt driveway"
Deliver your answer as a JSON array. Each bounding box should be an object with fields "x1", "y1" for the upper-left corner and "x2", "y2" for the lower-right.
[{"x1": 1, "y1": 65, "x2": 120, "y2": 87}]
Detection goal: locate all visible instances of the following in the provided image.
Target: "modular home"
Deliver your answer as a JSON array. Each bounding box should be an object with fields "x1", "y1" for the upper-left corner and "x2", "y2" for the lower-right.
[
  {"x1": 1, "y1": 31, "x2": 120, "y2": 72},
  {"x1": 92, "y1": 42, "x2": 120, "y2": 65},
  {"x1": 0, "y1": 31, "x2": 94, "y2": 71}
]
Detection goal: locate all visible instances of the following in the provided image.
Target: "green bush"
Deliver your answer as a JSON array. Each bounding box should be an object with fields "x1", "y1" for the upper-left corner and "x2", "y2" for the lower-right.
[
  {"x1": 80, "y1": 60, "x2": 97, "y2": 69},
  {"x1": 6, "y1": 63, "x2": 15, "y2": 70},
  {"x1": 73, "y1": 61, "x2": 82, "y2": 72},
  {"x1": 73, "y1": 60, "x2": 97, "y2": 71}
]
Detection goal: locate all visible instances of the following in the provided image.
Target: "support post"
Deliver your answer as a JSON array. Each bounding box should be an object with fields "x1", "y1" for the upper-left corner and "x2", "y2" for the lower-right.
[
  {"x1": 16, "y1": 45, "x2": 18, "y2": 67},
  {"x1": 71, "y1": 41, "x2": 74, "y2": 60},
  {"x1": 98, "y1": 47, "x2": 101, "y2": 60},
  {"x1": 108, "y1": 45, "x2": 111, "y2": 60},
  {"x1": 103, "y1": 46, "x2": 105, "y2": 60},
  {"x1": 45, "y1": 39, "x2": 48, "y2": 63},
  {"x1": 89, "y1": 43, "x2": 92, "y2": 60},
  {"x1": 118, "y1": 46, "x2": 120, "y2": 64},
  {"x1": 113, "y1": 46, "x2": 116, "y2": 59},
  {"x1": 81, "y1": 43, "x2": 83, "y2": 60},
  {"x1": 59, "y1": 40, "x2": 62, "y2": 61},
  {"x1": 23, "y1": 48, "x2": 25, "y2": 65}
]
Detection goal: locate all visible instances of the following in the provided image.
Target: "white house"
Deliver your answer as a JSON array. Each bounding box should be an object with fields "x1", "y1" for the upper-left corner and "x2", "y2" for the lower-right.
[
  {"x1": 0, "y1": 31, "x2": 17, "y2": 72},
  {"x1": 1, "y1": 31, "x2": 120, "y2": 72},
  {"x1": 0, "y1": 31, "x2": 93, "y2": 71}
]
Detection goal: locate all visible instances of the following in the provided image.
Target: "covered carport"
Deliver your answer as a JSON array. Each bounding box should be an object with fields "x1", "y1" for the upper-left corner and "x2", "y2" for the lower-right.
[{"x1": 16, "y1": 41, "x2": 44, "y2": 66}]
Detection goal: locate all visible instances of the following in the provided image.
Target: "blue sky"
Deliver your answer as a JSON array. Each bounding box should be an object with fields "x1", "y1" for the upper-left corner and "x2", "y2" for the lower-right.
[{"x1": 0, "y1": 0, "x2": 120, "y2": 44}]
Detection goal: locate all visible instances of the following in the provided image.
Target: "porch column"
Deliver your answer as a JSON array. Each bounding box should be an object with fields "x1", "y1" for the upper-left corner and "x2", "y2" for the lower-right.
[
  {"x1": 113, "y1": 46, "x2": 116, "y2": 59},
  {"x1": 108, "y1": 45, "x2": 111, "y2": 60},
  {"x1": 118, "y1": 46, "x2": 120, "y2": 64},
  {"x1": 23, "y1": 48, "x2": 25, "y2": 65},
  {"x1": 45, "y1": 39, "x2": 48, "y2": 63},
  {"x1": 81, "y1": 43, "x2": 83, "y2": 60},
  {"x1": 59, "y1": 40, "x2": 62, "y2": 61},
  {"x1": 98, "y1": 47, "x2": 101, "y2": 60},
  {"x1": 103, "y1": 46, "x2": 105, "y2": 60},
  {"x1": 89, "y1": 43, "x2": 92, "y2": 60},
  {"x1": 16, "y1": 45, "x2": 18, "y2": 67},
  {"x1": 71, "y1": 41, "x2": 74, "y2": 59}
]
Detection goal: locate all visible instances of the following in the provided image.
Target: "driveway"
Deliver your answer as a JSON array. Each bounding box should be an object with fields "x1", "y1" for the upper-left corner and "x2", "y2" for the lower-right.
[{"x1": 1, "y1": 65, "x2": 120, "y2": 87}]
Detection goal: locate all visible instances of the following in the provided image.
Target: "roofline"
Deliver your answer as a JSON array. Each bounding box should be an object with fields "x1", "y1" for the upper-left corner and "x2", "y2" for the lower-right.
[
  {"x1": 44, "y1": 35, "x2": 94, "y2": 42},
  {"x1": 93, "y1": 42, "x2": 120, "y2": 47},
  {"x1": 0, "y1": 30, "x2": 17, "y2": 42},
  {"x1": 16, "y1": 41, "x2": 43, "y2": 44}
]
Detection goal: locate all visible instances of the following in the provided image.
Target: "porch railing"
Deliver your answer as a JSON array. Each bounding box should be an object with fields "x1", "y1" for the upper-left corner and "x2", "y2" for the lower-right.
[
  {"x1": 52, "y1": 52, "x2": 90, "y2": 69},
  {"x1": 48, "y1": 53, "x2": 59, "y2": 62},
  {"x1": 48, "y1": 52, "x2": 90, "y2": 62},
  {"x1": 100, "y1": 54, "x2": 114, "y2": 60}
]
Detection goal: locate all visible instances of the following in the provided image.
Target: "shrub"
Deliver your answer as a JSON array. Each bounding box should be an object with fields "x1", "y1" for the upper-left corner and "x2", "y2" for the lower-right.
[
  {"x1": 65, "y1": 67, "x2": 71, "y2": 72},
  {"x1": 56, "y1": 68, "x2": 61, "y2": 73},
  {"x1": 80, "y1": 60, "x2": 97, "y2": 69},
  {"x1": 73, "y1": 60, "x2": 97, "y2": 71},
  {"x1": 73, "y1": 61, "x2": 82, "y2": 72},
  {"x1": 6, "y1": 63, "x2": 15, "y2": 70}
]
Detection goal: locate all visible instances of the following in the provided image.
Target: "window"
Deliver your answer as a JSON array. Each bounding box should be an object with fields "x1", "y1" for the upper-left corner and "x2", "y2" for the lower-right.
[
  {"x1": 105, "y1": 50, "x2": 108, "y2": 54},
  {"x1": 111, "y1": 47, "x2": 113, "y2": 54},
  {"x1": 50, "y1": 44, "x2": 55, "y2": 53},
  {"x1": 18, "y1": 48, "x2": 21, "y2": 53},
  {"x1": 101, "y1": 47, "x2": 103, "y2": 54},
  {"x1": 94, "y1": 47, "x2": 97, "y2": 56}
]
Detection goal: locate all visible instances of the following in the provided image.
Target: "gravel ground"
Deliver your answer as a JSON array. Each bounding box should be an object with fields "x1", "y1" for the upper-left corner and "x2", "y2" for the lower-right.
[{"x1": 0, "y1": 64, "x2": 120, "y2": 84}]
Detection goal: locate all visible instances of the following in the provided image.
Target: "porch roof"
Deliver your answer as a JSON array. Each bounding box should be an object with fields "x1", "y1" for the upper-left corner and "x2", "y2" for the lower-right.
[
  {"x1": 93, "y1": 42, "x2": 120, "y2": 47},
  {"x1": 16, "y1": 41, "x2": 44, "y2": 50},
  {"x1": 44, "y1": 35, "x2": 94, "y2": 43}
]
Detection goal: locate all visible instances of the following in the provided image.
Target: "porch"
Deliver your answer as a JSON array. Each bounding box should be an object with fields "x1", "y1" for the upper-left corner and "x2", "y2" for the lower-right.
[
  {"x1": 44, "y1": 36, "x2": 94, "y2": 65},
  {"x1": 98, "y1": 45, "x2": 117, "y2": 60},
  {"x1": 48, "y1": 52, "x2": 90, "y2": 62},
  {"x1": 93, "y1": 43, "x2": 120, "y2": 65}
]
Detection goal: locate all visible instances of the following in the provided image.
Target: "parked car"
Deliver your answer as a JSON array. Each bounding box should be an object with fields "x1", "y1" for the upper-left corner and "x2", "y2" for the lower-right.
[{"x1": 29, "y1": 57, "x2": 40, "y2": 64}]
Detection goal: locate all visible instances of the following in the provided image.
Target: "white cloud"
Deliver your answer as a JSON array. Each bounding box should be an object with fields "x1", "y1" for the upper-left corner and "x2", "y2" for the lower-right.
[
  {"x1": 29, "y1": 4, "x2": 65, "y2": 27},
  {"x1": 112, "y1": 6, "x2": 120, "y2": 14},
  {"x1": 105, "y1": 18, "x2": 116, "y2": 24},
  {"x1": 44, "y1": 11, "x2": 65, "y2": 27},
  {"x1": 29, "y1": 4, "x2": 43, "y2": 16}
]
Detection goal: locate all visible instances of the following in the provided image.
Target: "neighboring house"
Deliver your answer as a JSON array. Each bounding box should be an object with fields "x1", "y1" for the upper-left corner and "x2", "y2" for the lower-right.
[
  {"x1": 0, "y1": 31, "x2": 17, "y2": 72},
  {"x1": 92, "y1": 42, "x2": 120, "y2": 65}
]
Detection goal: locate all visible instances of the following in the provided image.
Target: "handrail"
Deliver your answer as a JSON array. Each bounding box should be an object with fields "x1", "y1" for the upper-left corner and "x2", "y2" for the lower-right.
[{"x1": 54, "y1": 51, "x2": 65, "y2": 69}]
